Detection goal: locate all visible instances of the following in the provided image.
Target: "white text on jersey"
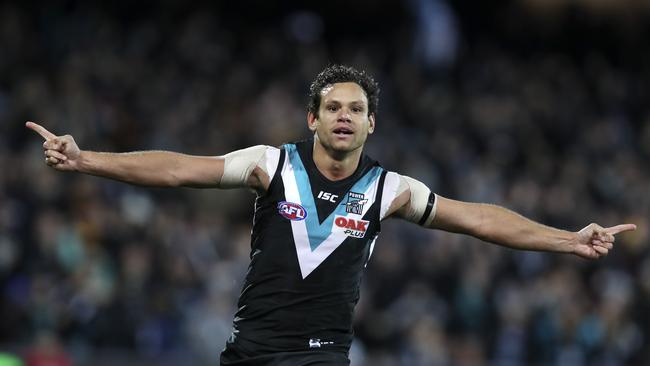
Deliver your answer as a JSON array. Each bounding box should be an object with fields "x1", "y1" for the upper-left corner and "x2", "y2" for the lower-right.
[{"x1": 317, "y1": 191, "x2": 338, "y2": 203}]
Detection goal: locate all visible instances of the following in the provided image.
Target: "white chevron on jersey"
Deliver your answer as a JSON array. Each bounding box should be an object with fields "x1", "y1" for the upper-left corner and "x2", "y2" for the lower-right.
[{"x1": 280, "y1": 147, "x2": 383, "y2": 279}]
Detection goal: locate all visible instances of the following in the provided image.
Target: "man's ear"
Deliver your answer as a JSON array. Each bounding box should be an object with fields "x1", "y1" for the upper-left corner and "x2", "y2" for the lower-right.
[
  {"x1": 307, "y1": 111, "x2": 320, "y2": 132},
  {"x1": 368, "y1": 113, "x2": 375, "y2": 134}
]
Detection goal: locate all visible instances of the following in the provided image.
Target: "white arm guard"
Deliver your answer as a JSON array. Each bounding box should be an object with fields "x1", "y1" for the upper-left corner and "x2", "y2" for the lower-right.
[
  {"x1": 219, "y1": 145, "x2": 278, "y2": 188},
  {"x1": 401, "y1": 175, "x2": 438, "y2": 226}
]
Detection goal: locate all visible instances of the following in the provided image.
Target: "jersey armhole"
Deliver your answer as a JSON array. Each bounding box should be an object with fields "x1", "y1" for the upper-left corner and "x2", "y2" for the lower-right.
[
  {"x1": 374, "y1": 170, "x2": 388, "y2": 229},
  {"x1": 259, "y1": 147, "x2": 285, "y2": 197},
  {"x1": 379, "y1": 171, "x2": 401, "y2": 221}
]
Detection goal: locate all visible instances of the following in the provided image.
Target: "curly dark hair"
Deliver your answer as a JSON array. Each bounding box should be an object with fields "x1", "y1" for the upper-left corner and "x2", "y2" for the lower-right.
[{"x1": 307, "y1": 65, "x2": 380, "y2": 118}]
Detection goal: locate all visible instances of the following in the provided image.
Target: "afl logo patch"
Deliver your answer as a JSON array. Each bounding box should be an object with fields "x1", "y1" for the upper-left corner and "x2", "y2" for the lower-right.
[{"x1": 277, "y1": 201, "x2": 307, "y2": 221}]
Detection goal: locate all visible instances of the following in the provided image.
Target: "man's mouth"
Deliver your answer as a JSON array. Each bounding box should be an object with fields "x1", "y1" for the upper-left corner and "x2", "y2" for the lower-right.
[{"x1": 333, "y1": 127, "x2": 353, "y2": 135}]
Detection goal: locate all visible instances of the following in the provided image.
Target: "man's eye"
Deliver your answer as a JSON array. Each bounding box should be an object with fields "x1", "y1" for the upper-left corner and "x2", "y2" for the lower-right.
[{"x1": 327, "y1": 105, "x2": 337, "y2": 112}]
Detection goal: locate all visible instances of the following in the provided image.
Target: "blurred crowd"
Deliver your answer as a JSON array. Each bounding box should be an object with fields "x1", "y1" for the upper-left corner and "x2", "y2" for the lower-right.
[{"x1": 0, "y1": 1, "x2": 649, "y2": 365}]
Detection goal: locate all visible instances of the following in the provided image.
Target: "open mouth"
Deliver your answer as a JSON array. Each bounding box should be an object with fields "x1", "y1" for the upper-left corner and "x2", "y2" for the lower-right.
[{"x1": 333, "y1": 127, "x2": 353, "y2": 136}]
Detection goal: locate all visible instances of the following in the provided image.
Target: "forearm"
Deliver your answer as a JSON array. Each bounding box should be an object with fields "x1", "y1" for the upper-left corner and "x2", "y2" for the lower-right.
[
  {"x1": 430, "y1": 197, "x2": 578, "y2": 253},
  {"x1": 77, "y1": 150, "x2": 201, "y2": 187},
  {"x1": 470, "y1": 204, "x2": 577, "y2": 253},
  {"x1": 426, "y1": 196, "x2": 633, "y2": 259}
]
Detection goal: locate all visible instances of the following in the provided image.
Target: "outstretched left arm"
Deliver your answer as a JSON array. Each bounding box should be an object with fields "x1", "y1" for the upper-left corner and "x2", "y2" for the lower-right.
[
  {"x1": 430, "y1": 196, "x2": 636, "y2": 259},
  {"x1": 388, "y1": 175, "x2": 636, "y2": 259}
]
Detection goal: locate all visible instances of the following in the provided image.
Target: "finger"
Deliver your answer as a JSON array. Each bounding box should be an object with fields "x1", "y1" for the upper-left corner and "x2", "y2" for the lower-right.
[
  {"x1": 591, "y1": 239, "x2": 604, "y2": 246},
  {"x1": 45, "y1": 150, "x2": 67, "y2": 161},
  {"x1": 593, "y1": 245, "x2": 608, "y2": 256},
  {"x1": 45, "y1": 156, "x2": 60, "y2": 165},
  {"x1": 595, "y1": 231, "x2": 615, "y2": 243},
  {"x1": 26, "y1": 121, "x2": 57, "y2": 140},
  {"x1": 43, "y1": 139, "x2": 64, "y2": 151},
  {"x1": 594, "y1": 241, "x2": 613, "y2": 250},
  {"x1": 605, "y1": 224, "x2": 637, "y2": 235}
]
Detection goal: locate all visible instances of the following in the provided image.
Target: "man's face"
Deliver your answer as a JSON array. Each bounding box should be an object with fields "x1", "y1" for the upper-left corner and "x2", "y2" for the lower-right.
[{"x1": 308, "y1": 82, "x2": 375, "y2": 154}]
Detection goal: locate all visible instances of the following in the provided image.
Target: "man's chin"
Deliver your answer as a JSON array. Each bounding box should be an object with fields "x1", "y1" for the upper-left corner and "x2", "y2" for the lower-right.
[
  {"x1": 315, "y1": 134, "x2": 365, "y2": 155},
  {"x1": 329, "y1": 140, "x2": 362, "y2": 154}
]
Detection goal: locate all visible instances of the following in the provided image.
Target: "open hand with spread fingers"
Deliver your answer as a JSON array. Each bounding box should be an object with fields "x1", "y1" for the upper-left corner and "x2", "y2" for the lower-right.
[
  {"x1": 26, "y1": 121, "x2": 81, "y2": 172},
  {"x1": 572, "y1": 223, "x2": 637, "y2": 259}
]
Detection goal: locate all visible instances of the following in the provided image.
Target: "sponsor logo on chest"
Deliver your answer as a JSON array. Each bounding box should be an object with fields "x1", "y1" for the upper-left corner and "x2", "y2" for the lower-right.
[
  {"x1": 277, "y1": 201, "x2": 307, "y2": 221},
  {"x1": 317, "y1": 191, "x2": 338, "y2": 203},
  {"x1": 334, "y1": 215, "x2": 369, "y2": 238}
]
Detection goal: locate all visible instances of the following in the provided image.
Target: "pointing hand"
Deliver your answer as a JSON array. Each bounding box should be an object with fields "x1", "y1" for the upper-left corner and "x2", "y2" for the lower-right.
[
  {"x1": 26, "y1": 121, "x2": 81, "y2": 172},
  {"x1": 573, "y1": 223, "x2": 637, "y2": 259}
]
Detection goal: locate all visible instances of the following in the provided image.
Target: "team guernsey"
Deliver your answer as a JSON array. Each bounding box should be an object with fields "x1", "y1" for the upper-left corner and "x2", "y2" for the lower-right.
[{"x1": 220, "y1": 139, "x2": 402, "y2": 364}]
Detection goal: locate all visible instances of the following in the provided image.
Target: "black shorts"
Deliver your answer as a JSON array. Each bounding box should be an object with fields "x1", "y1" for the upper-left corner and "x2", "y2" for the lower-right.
[
  {"x1": 220, "y1": 350, "x2": 350, "y2": 366},
  {"x1": 220, "y1": 331, "x2": 351, "y2": 366}
]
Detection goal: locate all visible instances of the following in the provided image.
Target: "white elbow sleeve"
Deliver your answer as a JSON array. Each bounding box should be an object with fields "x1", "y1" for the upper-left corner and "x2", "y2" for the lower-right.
[
  {"x1": 402, "y1": 176, "x2": 437, "y2": 226},
  {"x1": 220, "y1": 145, "x2": 269, "y2": 188}
]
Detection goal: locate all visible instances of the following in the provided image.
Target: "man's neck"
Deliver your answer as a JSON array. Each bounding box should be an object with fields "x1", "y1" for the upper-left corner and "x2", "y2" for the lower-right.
[{"x1": 312, "y1": 138, "x2": 363, "y2": 181}]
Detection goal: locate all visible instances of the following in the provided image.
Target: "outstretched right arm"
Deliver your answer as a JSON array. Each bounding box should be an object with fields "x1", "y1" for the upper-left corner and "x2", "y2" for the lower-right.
[{"x1": 26, "y1": 121, "x2": 273, "y2": 191}]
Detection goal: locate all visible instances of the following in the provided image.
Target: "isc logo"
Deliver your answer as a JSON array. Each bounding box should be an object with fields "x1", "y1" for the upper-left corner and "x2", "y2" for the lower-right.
[
  {"x1": 334, "y1": 215, "x2": 369, "y2": 238},
  {"x1": 317, "y1": 191, "x2": 338, "y2": 202},
  {"x1": 277, "y1": 201, "x2": 307, "y2": 221}
]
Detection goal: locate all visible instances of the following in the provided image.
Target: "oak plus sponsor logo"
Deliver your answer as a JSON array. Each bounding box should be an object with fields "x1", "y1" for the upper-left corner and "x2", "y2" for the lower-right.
[
  {"x1": 277, "y1": 201, "x2": 307, "y2": 221},
  {"x1": 334, "y1": 215, "x2": 369, "y2": 238}
]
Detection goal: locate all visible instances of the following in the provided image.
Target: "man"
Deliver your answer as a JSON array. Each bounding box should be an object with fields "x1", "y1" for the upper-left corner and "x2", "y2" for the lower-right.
[{"x1": 27, "y1": 65, "x2": 635, "y2": 365}]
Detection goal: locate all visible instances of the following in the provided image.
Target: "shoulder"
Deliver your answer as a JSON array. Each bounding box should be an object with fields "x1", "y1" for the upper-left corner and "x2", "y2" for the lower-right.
[
  {"x1": 222, "y1": 145, "x2": 279, "y2": 171},
  {"x1": 220, "y1": 145, "x2": 281, "y2": 190},
  {"x1": 380, "y1": 173, "x2": 437, "y2": 225}
]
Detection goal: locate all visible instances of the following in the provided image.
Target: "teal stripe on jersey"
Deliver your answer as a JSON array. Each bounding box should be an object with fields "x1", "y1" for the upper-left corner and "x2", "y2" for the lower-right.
[{"x1": 284, "y1": 144, "x2": 383, "y2": 251}]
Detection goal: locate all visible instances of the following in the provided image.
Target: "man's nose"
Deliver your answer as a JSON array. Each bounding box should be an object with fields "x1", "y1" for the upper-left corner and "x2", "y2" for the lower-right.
[{"x1": 338, "y1": 109, "x2": 351, "y2": 122}]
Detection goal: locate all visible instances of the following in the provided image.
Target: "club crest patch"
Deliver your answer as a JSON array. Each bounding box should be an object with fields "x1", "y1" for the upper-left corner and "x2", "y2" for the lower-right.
[{"x1": 344, "y1": 192, "x2": 367, "y2": 215}]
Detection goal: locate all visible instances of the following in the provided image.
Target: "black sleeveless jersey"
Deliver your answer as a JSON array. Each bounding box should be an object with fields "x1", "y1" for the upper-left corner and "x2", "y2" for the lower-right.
[{"x1": 222, "y1": 139, "x2": 392, "y2": 360}]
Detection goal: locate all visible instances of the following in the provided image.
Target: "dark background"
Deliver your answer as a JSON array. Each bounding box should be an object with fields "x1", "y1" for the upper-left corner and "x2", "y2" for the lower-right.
[{"x1": 1, "y1": 1, "x2": 649, "y2": 365}]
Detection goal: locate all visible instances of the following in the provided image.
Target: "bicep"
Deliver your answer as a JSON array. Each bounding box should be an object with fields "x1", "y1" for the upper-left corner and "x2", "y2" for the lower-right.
[
  {"x1": 177, "y1": 145, "x2": 277, "y2": 190},
  {"x1": 381, "y1": 174, "x2": 493, "y2": 236},
  {"x1": 388, "y1": 185, "x2": 485, "y2": 235},
  {"x1": 429, "y1": 196, "x2": 484, "y2": 235}
]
